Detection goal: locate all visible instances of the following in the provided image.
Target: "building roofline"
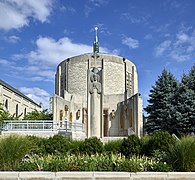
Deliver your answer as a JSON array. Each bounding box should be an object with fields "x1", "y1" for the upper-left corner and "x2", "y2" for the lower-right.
[
  {"x1": 58, "y1": 52, "x2": 136, "y2": 67},
  {"x1": 0, "y1": 79, "x2": 41, "y2": 108}
]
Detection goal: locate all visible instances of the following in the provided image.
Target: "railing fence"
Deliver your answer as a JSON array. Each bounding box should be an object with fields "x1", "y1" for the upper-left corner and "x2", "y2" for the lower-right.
[{"x1": 0, "y1": 120, "x2": 85, "y2": 132}]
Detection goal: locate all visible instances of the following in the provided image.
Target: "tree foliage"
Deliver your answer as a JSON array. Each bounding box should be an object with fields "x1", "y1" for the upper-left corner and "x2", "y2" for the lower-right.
[
  {"x1": 0, "y1": 104, "x2": 19, "y2": 123},
  {"x1": 145, "y1": 65, "x2": 195, "y2": 135},
  {"x1": 120, "y1": 135, "x2": 141, "y2": 157},
  {"x1": 174, "y1": 65, "x2": 195, "y2": 134},
  {"x1": 23, "y1": 109, "x2": 52, "y2": 120},
  {"x1": 145, "y1": 69, "x2": 179, "y2": 134}
]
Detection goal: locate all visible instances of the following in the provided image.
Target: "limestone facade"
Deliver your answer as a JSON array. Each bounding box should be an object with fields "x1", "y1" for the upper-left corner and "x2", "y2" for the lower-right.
[
  {"x1": 0, "y1": 80, "x2": 41, "y2": 118},
  {"x1": 52, "y1": 53, "x2": 143, "y2": 138}
]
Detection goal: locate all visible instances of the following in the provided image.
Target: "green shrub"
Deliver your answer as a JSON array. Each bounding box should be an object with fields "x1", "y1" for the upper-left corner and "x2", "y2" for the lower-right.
[
  {"x1": 120, "y1": 135, "x2": 141, "y2": 158},
  {"x1": 0, "y1": 135, "x2": 35, "y2": 170},
  {"x1": 80, "y1": 137, "x2": 103, "y2": 155},
  {"x1": 144, "y1": 131, "x2": 176, "y2": 156},
  {"x1": 18, "y1": 153, "x2": 172, "y2": 172},
  {"x1": 140, "y1": 135, "x2": 151, "y2": 156},
  {"x1": 104, "y1": 139, "x2": 123, "y2": 154},
  {"x1": 69, "y1": 139, "x2": 84, "y2": 155},
  {"x1": 44, "y1": 135, "x2": 71, "y2": 155},
  {"x1": 167, "y1": 136, "x2": 195, "y2": 171},
  {"x1": 26, "y1": 135, "x2": 47, "y2": 155}
]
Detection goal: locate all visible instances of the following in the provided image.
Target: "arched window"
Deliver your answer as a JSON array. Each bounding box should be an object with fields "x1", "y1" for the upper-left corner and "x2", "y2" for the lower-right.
[
  {"x1": 5, "y1": 99, "x2": 8, "y2": 110},
  {"x1": 16, "y1": 104, "x2": 18, "y2": 117}
]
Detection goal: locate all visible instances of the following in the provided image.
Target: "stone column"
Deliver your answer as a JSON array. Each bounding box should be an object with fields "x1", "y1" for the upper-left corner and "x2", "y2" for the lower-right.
[
  {"x1": 89, "y1": 67, "x2": 102, "y2": 138},
  {"x1": 91, "y1": 88, "x2": 101, "y2": 137}
]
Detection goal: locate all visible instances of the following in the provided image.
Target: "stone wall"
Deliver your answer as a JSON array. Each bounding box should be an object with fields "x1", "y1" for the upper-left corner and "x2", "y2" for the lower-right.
[
  {"x1": 55, "y1": 53, "x2": 138, "y2": 99},
  {"x1": 1, "y1": 131, "x2": 58, "y2": 137},
  {"x1": 0, "y1": 81, "x2": 41, "y2": 119},
  {"x1": 0, "y1": 172, "x2": 195, "y2": 180}
]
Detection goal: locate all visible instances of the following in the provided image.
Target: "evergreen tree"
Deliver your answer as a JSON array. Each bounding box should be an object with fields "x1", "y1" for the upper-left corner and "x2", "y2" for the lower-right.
[
  {"x1": 174, "y1": 65, "x2": 195, "y2": 134},
  {"x1": 145, "y1": 69, "x2": 179, "y2": 134},
  {"x1": 187, "y1": 64, "x2": 195, "y2": 91}
]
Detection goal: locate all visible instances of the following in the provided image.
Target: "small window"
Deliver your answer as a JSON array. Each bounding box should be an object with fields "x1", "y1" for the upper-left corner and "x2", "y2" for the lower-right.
[
  {"x1": 24, "y1": 108, "x2": 27, "y2": 117},
  {"x1": 16, "y1": 104, "x2": 18, "y2": 117},
  {"x1": 5, "y1": 99, "x2": 8, "y2": 110}
]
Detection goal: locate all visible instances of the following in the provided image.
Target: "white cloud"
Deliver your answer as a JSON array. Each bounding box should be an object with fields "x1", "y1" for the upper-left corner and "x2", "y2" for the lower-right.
[
  {"x1": 176, "y1": 33, "x2": 189, "y2": 42},
  {"x1": 26, "y1": 37, "x2": 92, "y2": 66},
  {"x1": 19, "y1": 87, "x2": 51, "y2": 109},
  {"x1": 0, "y1": 0, "x2": 53, "y2": 30},
  {"x1": 120, "y1": 13, "x2": 149, "y2": 24},
  {"x1": 0, "y1": 59, "x2": 13, "y2": 66},
  {"x1": 144, "y1": 34, "x2": 153, "y2": 40},
  {"x1": 4, "y1": 36, "x2": 20, "y2": 43},
  {"x1": 89, "y1": 0, "x2": 109, "y2": 7},
  {"x1": 84, "y1": 0, "x2": 109, "y2": 17},
  {"x1": 154, "y1": 29, "x2": 195, "y2": 61},
  {"x1": 11, "y1": 36, "x2": 108, "y2": 81},
  {"x1": 122, "y1": 36, "x2": 139, "y2": 49},
  {"x1": 155, "y1": 40, "x2": 171, "y2": 56},
  {"x1": 22, "y1": 36, "x2": 108, "y2": 67},
  {"x1": 111, "y1": 49, "x2": 120, "y2": 55},
  {"x1": 11, "y1": 65, "x2": 55, "y2": 82}
]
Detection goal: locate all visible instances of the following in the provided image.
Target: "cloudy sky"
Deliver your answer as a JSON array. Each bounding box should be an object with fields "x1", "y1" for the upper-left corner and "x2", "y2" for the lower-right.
[{"x1": 0, "y1": 0, "x2": 195, "y2": 109}]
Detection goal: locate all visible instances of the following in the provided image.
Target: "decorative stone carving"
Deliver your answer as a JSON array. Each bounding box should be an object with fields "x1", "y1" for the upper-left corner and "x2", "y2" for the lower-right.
[{"x1": 89, "y1": 67, "x2": 101, "y2": 94}]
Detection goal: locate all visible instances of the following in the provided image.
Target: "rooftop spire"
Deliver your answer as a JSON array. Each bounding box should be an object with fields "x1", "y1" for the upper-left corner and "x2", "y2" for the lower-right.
[{"x1": 93, "y1": 27, "x2": 99, "y2": 54}]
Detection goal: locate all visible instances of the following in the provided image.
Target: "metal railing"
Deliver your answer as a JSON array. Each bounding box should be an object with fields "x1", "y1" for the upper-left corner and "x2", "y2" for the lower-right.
[
  {"x1": 1, "y1": 120, "x2": 53, "y2": 131},
  {"x1": 57, "y1": 120, "x2": 85, "y2": 133},
  {"x1": 0, "y1": 120, "x2": 85, "y2": 132}
]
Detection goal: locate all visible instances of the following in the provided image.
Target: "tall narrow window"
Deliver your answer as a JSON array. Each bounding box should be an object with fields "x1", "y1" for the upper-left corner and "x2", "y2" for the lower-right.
[
  {"x1": 24, "y1": 108, "x2": 27, "y2": 117},
  {"x1": 5, "y1": 99, "x2": 8, "y2": 110},
  {"x1": 16, "y1": 104, "x2": 18, "y2": 117}
]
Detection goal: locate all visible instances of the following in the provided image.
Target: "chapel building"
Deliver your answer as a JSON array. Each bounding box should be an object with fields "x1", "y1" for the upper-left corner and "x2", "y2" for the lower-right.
[{"x1": 52, "y1": 28, "x2": 143, "y2": 138}]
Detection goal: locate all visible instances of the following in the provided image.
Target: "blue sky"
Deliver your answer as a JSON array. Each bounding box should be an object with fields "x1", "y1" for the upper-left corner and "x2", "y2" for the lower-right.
[{"x1": 0, "y1": 0, "x2": 195, "y2": 110}]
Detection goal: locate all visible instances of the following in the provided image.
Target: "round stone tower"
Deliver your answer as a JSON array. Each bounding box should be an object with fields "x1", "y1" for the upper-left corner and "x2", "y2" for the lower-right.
[{"x1": 52, "y1": 28, "x2": 143, "y2": 138}]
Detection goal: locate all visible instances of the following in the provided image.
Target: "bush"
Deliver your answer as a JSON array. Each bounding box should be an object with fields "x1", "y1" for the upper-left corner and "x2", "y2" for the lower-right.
[
  {"x1": 80, "y1": 137, "x2": 103, "y2": 155},
  {"x1": 0, "y1": 135, "x2": 35, "y2": 170},
  {"x1": 143, "y1": 131, "x2": 176, "y2": 156},
  {"x1": 26, "y1": 136, "x2": 47, "y2": 155},
  {"x1": 140, "y1": 135, "x2": 151, "y2": 155},
  {"x1": 44, "y1": 135, "x2": 71, "y2": 155},
  {"x1": 104, "y1": 139, "x2": 123, "y2": 154},
  {"x1": 120, "y1": 135, "x2": 141, "y2": 158},
  {"x1": 166, "y1": 136, "x2": 195, "y2": 171},
  {"x1": 19, "y1": 153, "x2": 172, "y2": 172},
  {"x1": 69, "y1": 139, "x2": 84, "y2": 154}
]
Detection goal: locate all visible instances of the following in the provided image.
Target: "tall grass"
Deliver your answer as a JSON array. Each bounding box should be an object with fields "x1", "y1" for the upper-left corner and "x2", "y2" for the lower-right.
[
  {"x1": 0, "y1": 135, "x2": 35, "y2": 170},
  {"x1": 167, "y1": 136, "x2": 195, "y2": 171}
]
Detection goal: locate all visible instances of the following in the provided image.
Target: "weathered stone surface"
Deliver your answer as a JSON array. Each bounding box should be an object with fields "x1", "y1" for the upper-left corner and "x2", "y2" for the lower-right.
[
  {"x1": 130, "y1": 172, "x2": 167, "y2": 180},
  {"x1": 1, "y1": 172, "x2": 195, "y2": 180},
  {"x1": 94, "y1": 172, "x2": 130, "y2": 180},
  {"x1": 0, "y1": 80, "x2": 41, "y2": 119},
  {"x1": 167, "y1": 172, "x2": 195, "y2": 180},
  {"x1": 19, "y1": 172, "x2": 55, "y2": 180},
  {"x1": 56, "y1": 172, "x2": 93, "y2": 180},
  {"x1": 53, "y1": 52, "x2": 143, "y2": 138},
  {"x1": 0, "y1": 172, "x2": 19, "y2": 180}
]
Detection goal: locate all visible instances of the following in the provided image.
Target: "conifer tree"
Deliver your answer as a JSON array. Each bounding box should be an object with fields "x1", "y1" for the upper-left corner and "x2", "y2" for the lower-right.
[
  {"x1": 145, "y1": 69, "x2": 179, "y2": 134},
  {"x1": 174, "y1": 65, "x2": 195, "y2": 134},
  {"x1": 187, "y1": 64, "x2": 195, "y2": 91}
]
